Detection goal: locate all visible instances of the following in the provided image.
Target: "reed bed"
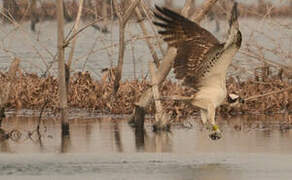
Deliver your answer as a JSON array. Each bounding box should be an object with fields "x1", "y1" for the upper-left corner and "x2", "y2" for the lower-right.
[{"x1": 0, "y1": 69, "x2": 290, "y2": 120}]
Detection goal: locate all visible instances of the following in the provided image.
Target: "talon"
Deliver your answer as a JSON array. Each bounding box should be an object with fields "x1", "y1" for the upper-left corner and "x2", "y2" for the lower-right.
[
  {"x1": 209, "y1": 125, "x2": 222, "y2": 140},
  {"x1": 209, "y1": 131, "x2": 222, "y2": 140}
]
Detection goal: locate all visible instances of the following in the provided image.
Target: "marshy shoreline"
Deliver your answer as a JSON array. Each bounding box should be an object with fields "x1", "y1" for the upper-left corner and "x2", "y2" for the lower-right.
[
  {"x1": 0, "y1": 0, "x2": 291, "y2": 126},
  {"x1": 1, "y1": 69, "x2": 291, "y2": 120}
]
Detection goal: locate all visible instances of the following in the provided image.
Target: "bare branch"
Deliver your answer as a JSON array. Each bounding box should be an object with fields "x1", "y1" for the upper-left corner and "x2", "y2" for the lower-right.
[
  {"x1": 140, "y1": 0, "x2": 165, "y2": 56},
  {"x1": 67, "y1": 0, "x2": 84, "y2": 69},
  {"x1": 114, "y1": 0, "x2": 140, "y2": 24},
  {"x1": 123, "y1": 0, "x2": 141, "y2": 24},
  {"x1": 134, "y1": 3, "x2": 160, "y2": 66},
  {"x1": 245, "y1": 86, "x2": 292, "y2": 101},
  {"x1": 64, "y1": 19, "x2": 101, "y2": 47}
]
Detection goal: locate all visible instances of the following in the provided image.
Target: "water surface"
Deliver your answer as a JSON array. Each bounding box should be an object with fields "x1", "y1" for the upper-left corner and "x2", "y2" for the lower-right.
[
  {"x1": 0, "y1": 113, "x2": 292, "y2": 180},
  {"x1": 0, "y1": 18, "x2": 291, "y2": 80}
]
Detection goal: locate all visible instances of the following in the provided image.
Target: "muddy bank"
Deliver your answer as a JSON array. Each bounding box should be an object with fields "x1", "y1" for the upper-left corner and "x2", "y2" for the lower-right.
[{"x1": 0, "y1": 70, "x2": 291, "y2": 118}]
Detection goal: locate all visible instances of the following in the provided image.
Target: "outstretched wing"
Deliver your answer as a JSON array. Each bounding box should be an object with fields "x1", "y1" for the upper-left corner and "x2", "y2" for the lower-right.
[{"x1": 153, "y1": 6, "x2": 222, "y2": 88}]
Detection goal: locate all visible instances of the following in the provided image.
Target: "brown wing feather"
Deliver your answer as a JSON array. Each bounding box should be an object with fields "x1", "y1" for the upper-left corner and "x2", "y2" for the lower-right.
[
  {"x1": 153, "y1": 6, "x2": 221, "y2": 88},
  {"x1": 182, "y1": 44, "x2": 225, "y2": 88}
]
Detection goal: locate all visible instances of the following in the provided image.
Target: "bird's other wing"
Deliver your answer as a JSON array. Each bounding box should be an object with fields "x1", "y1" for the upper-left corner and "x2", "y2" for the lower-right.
[{"x1": 153, "y1": 5, "x2": 221, "y2": 89}]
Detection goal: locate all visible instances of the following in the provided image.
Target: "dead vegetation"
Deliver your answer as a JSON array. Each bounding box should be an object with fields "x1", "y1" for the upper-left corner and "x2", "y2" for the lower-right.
[{"x1": 0, "y1": 69, "x2": 290, "y2": 118}]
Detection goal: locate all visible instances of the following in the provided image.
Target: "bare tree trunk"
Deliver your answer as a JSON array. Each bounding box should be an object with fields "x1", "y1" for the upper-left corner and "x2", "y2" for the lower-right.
[
  {"x1": 112, "y1": 0, "x2": 141, "y2": 94},
  {"x1": 30, "y1": 0, "x2": 39, "y2": 32},
  {"x1": 114, "y1": 22, "x2": 126, "y2": 93},
  {"x1": 140, "y1": 0, "x2": 165, "y2": 56},
  {"x1": 133, "y1": 4, "x2": 160, "y2": 66},
  {"x1": 128, "y1": 0, "x2": 218, "y2": 130},
  {"x1": 56, "y1": 0, "x2": 70, "y2": 136}
]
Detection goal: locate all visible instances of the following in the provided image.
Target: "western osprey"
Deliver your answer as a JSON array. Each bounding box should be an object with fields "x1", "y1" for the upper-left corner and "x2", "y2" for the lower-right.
[{"x1": 153, "y1": 3, "x2": 242, "y2": 140}]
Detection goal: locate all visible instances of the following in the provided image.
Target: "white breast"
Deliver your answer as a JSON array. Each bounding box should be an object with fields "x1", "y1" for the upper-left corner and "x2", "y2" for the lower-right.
[
  {"x1": 195, "y1": 45, "x2": 238, "y2": 107},
  {"x1": 196, "y1": 86, "x2": 226, "y2": 108}
]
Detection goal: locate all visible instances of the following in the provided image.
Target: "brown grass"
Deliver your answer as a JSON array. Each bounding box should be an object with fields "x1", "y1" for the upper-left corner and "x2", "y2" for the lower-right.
[{"x1": 1, "y1": 69, "x2": 290, "y2": 121}]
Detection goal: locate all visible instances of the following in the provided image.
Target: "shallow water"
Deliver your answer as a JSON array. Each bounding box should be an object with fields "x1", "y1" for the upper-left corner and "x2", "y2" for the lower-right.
[{"x1": 0, "y1": 113, "x2": 292, "y2": 179}]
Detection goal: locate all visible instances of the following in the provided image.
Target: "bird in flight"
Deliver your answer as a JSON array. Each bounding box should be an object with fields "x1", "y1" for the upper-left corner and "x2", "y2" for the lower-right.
[{"x1": 153, "y1": 2, "x2": 242, "y2": 140}]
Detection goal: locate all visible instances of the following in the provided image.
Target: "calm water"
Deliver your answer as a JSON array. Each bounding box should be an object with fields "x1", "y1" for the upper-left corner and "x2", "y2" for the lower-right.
[
  {"x1": 0, "y1": 18, "x2": 291, "y2": 80},
  {"x1": 0, "y1": 113, "x2": 292, "y2": 179}
]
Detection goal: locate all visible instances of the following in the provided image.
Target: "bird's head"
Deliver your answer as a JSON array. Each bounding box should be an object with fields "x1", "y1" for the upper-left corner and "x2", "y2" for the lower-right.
[
  {"x1": 226, "y1": 2, "x2": 242, "y2": 48},
  {"x1": 227, "y1": 93, "x2": 245, "y2": 106}
]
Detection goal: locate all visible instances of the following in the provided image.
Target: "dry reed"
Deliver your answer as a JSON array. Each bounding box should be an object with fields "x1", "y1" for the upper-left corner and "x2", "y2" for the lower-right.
[{"x1": 0, "y1": 69, "x2": 290, "y2": 120}]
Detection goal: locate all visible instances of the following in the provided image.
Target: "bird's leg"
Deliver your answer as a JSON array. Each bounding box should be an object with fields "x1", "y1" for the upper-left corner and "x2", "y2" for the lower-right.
[
  {"x1": 206, "y1": 105, "x2": 216, "y2": 129},
  {"x1": 207, "y1": 104, "x2": 222, "y2": 140},
  {"x1": 200, "y1": 109, "x2": 214, "y2": 131},
  {"x1": 191, "y1": 99, "x2": 209, "y2": 129},
  {"x1": 192, "y1": 99, "x2": 222, "y2": 140},
  {"x1": 192, "y1": 99, "x2": 213, "y2": 129},
  {"x1": 200, "y1": 109, "x2": 208, "y2": 126}
]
